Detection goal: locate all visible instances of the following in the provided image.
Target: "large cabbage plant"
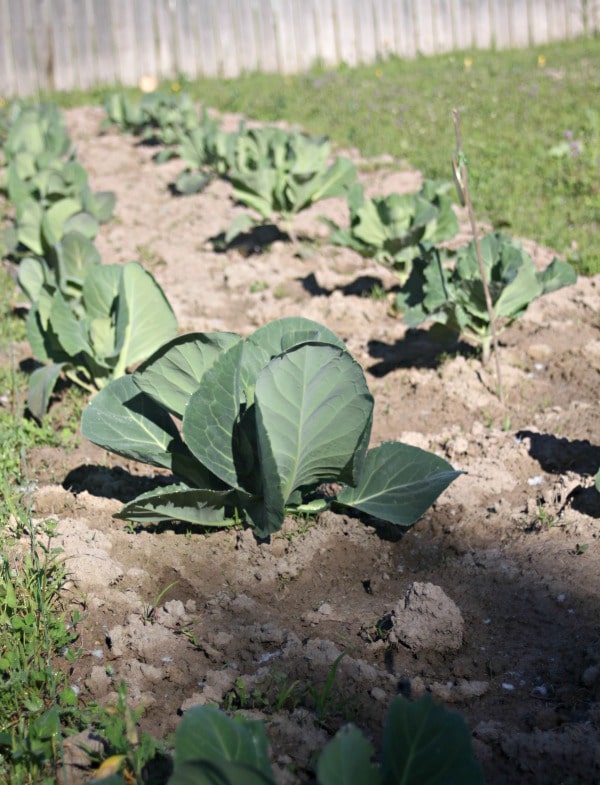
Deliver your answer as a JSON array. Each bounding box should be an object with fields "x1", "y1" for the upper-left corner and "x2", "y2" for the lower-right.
[{"x1": 81, "y1": 317, "x2": 459, "y2": 537}]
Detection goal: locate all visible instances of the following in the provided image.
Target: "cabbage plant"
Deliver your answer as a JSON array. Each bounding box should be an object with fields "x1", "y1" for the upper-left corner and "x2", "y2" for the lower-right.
[
  {"x1": 172, "y1": 111, "x2": 241, "y2": 195},
  {"x1": 2, "y1": 103, "x2": 115, "y2": 256},
  {"x1": 225, "y1": 128, "x2": 356, "y2": 244},
  {"x1": 104, "y1": 90, "x2": 198, "y2": 146},
  {"x1": 25, "y1": 257, "x2": 178, "y2": 420},
  {"x1": 396, "y1": 232, "x2": 577, "y2": 360},
  {"x1": 324, "y1": 179, "x2": 459, "y2": 277},
  {"x1": 81, "y1": 317, "x2": 459, "y2": 537},
  {"x1": 167, "y1": 694, "x2": 483, "y2": 785}
]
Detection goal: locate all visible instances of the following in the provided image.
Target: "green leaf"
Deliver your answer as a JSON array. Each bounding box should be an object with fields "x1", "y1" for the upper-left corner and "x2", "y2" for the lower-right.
[
  {"x1": 336, "y1": 442, "x2": 461, "y2": 526},
  {"x1": 381, "y1": 694, "x2": 484, "y2": 785},
  {"x1": 81, "y1": 374, "x2": 190, "y2": 471},
  {"x1": 49, "y1": 291, "x2": 92, "y2": 357},
  {"x1": 248, "y1": 316, "x2": 348, "y2": 356},
  {"x1": 41, "y1": 197, "x2": 82, "y2": 246},
  {"x1": 182, "y1": 341, "x2": 254, "y2": 490},
  {"x1": 173, "y1": 705, "x2": 274, "y2": 777},
  {"x1": 115, "y1": 485, "x2": 234, "y2": 526},
  {"x1": 225, "y1": 213, "x2": 258, "y2": 245},
  {"x1": 231, "y1": 168, "x2": 278, "y2": 218},
  {"x1": 292, "y1": 156, "x2": 356, "y2": 210},
  {"x1": 111, "y1": 262, "x2": 178, "y2": 377},
  {"x1": 16, "y1": 199, "x2": 43, "y2": 254},
  {"x1": 26, "y1": 299, "x2": 56, "y2": 363},
  {"x1": 27, "y1": 362, "x2": 65, "y2": 420},
  {"x1": 56, "y1": 230, "x2": 101, "y2": 292},
  {"x1": 82, "y1": 189, "x2": 116, "y2": 223},
  {"x1": 18, "y1": 256, "x2": 51, "y2": 302},
  {"x1": 169, "y1": 759, "x2": 276, "y2": 785},
  {"x1": 62, "y1": 210, "x2": 100, "y2": 239},
  {"x1": 317, "y1": 724, "x2": 380, "y2": 785},
  {"x1": 537, "y1": 257, "x2": 577, "y2": 294},
  {"x1": 251, "y1": 344, "x2": 373, "y2": 535},
  {"x1": 88, "y1": 316, "x2": 117, "y2": 361},
  {"x1": 134, "y1": 332, "x2": 241, "y2": 418},
  {"x1": 174, "y1": 170, "x2": 211, "y2": 196},
  {"x1": 494, "y1": 261, "x2": 541, "y2": 320},
  {"x1": 82, "y1": 264, "x2": 121, "y2": 320}
]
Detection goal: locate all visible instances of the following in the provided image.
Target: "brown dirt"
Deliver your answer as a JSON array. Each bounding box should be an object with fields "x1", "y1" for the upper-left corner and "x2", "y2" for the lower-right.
[{"x1": 19, "y1": 106, "x2": 600, "y2": 784}]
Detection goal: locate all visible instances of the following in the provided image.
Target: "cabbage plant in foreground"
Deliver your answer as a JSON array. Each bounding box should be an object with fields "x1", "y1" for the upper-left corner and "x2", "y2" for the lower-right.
[
  {"x1": 81, "y1": 317, "x2": 460, "y2": 538},
  {"x1": 167, "y1": 695, "x2": 484, "y2": 785}
]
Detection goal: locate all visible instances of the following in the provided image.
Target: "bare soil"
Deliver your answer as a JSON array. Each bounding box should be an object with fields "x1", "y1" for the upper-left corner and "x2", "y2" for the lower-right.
[{"x1": 19, "y1": 106, "x2": 600, "y2": 784}]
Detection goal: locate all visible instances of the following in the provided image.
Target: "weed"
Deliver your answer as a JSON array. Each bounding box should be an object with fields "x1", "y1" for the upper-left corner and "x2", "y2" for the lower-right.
[
  {"x1": 308, "y1": 651, "x2": 348, "y2": 724},
  {"x1": 249, "y1": 280, "x2": 269, "y2": 293},
  {"x1": 536, "y1": 503, "x2": 558, "y2": 530},
  {"x1": 142, "y1": 580, "x2": 179, "y2": 623},
  {"x1": 135, "y1": 242, "x2": 167, "y2": 270},
  {"x1": 224, "y1": 671, "x2": 306, "y2": 715},
  {"x1": 364, "y1": 283, "x2": 388, "y2": 301},
  {"x1": 86, "y1": 683, "x2": 163, "y2": 782},
  {"x1": 0, "y1": 492, "x2": 83, "y2": 784}
]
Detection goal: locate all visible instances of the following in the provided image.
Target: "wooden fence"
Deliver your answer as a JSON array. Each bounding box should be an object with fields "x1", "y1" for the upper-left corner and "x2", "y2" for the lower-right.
[{"x1": 1, "y1": 0, "x2": 599, "y2": 97}]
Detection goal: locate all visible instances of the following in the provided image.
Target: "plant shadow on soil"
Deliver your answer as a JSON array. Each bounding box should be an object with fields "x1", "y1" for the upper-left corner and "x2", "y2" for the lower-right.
[
  {"x1": 517, "y1": 430, "x2": 600, "y2": 518},
  {"x1": 300, "y1": 271, "x2": 388, "y2": 298},
  {"x1": 63, "y1": 464, "x2": 175, "y2": 503},
  {"x1": 366, "y1": 331, "x2": 477, "y2": 375},
  {"x1": 210, "y1": 223, "x2": 290, "y2": 256}
]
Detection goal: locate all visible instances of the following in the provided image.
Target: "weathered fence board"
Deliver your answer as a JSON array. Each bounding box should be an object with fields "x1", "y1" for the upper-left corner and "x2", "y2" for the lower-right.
[
  {"x1": 0, "y1": 0, "x2": 598, "y2": 98},
  {"x1": 92, "y1": 0, "x2": 117, "y2": 86}
]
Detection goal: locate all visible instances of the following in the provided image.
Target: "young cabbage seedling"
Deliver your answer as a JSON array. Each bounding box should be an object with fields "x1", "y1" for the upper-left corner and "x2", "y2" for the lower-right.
[
  {"x1": 225, "y1": 127, "x2": 356, "y2": 246},
  {"x1": 324, "y1": 179, "x2": 459, "y2": 279},
  {"x1": 396, "y1": 232, "x2": 577, "y2": 362}
]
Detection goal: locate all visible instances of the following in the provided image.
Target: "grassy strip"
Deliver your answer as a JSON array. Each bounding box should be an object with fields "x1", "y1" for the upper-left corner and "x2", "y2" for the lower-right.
[
  {"x1": 0, "y1": 262, "x2": 157, "y2": 782},
  {"x1": 0, "y1": 263, "x2": 79, "y2": 783}
]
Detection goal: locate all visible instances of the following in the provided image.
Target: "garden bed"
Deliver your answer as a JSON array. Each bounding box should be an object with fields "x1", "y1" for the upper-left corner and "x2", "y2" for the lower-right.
[{"x1": 20, "y1": 105, "x2": 600, "y2": 784}]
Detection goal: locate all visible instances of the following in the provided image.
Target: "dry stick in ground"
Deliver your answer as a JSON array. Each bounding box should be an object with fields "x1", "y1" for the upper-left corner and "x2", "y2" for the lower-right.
[{"x1": 451, "y1": 109, "x2": 505, "y2": 405}]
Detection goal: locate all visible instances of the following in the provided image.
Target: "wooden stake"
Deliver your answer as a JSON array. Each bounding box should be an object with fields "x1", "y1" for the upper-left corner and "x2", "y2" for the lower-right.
[{"x1": 452, "y1": 109, "x2": 504, "y2": 404}]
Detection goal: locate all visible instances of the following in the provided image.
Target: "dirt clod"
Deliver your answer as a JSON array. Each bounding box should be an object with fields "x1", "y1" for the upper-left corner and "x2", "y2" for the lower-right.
[{"x1": 389, "y1": 581, "x2": 464, "y2": 653}]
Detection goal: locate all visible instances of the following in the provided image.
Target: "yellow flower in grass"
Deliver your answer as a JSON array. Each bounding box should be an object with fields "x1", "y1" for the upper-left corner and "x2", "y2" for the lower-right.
[
  {"x1": 463, "y1": 56, "x2": 473, "y2": 71},
  {"x1": 375, "y1": 68, "x2": 383, "y2": 78},
  {"x1": 171, "y1": 81, "x2": 182, "y2": 92},
  {"x1": 537, "y1": 54, "x2": 546, "y2": 68},
  {"x1": 0, "y1": 97, "x2": 5, "y2": 108}
]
